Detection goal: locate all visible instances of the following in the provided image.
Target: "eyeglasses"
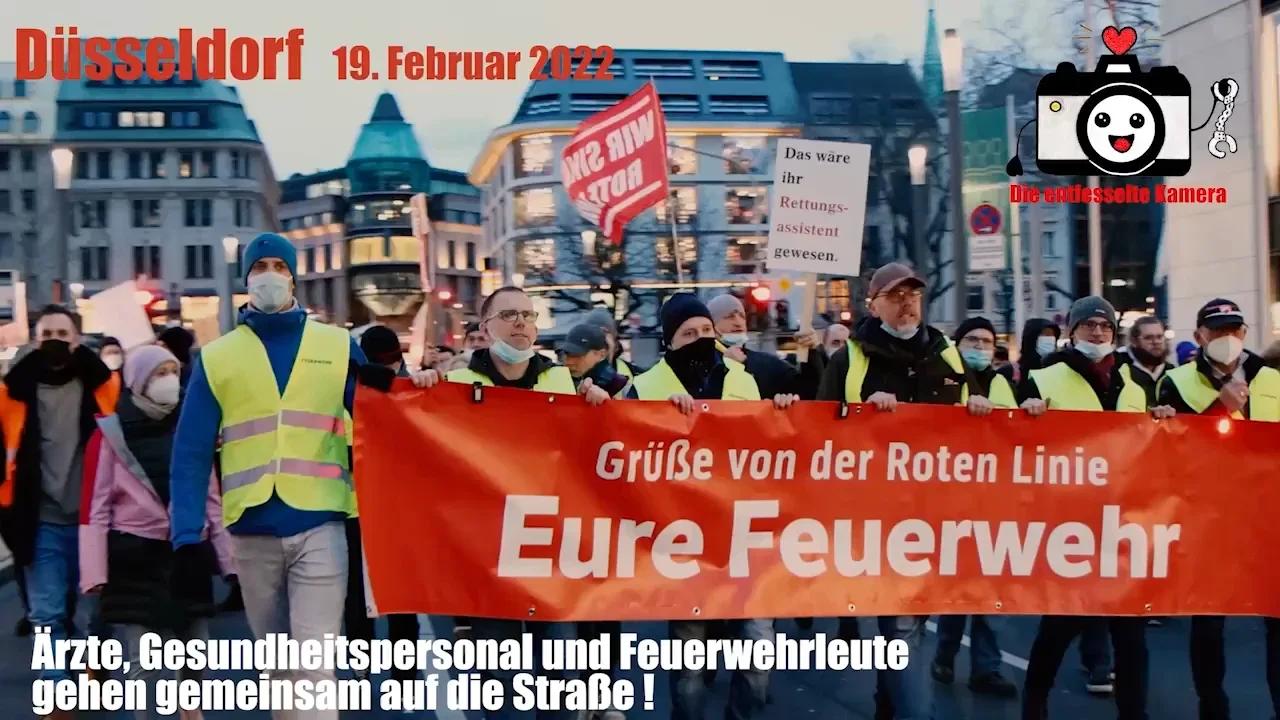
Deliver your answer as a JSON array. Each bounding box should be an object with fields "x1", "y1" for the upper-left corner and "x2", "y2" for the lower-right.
[
  {"x1": 876, "y1": 287, "x2": 924, "y2": 304},
  {"x1": 488, "y1": 309, "x2": 539, "y2": 324},
  {"x1": 1080, "y1": 320, "x2": 1114, "y2": 334},
  {"x1": 961, "y1": 335, "x2": 995, "y2": 349}
]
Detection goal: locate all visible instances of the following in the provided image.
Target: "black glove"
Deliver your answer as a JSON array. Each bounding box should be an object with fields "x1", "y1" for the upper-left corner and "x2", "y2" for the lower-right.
[
  {"x1": 170, "y1": 542, "x2": 215, "y2": 611},
  {"x1": 357, "y1": 364, "x2": 395, "y2": 392}
]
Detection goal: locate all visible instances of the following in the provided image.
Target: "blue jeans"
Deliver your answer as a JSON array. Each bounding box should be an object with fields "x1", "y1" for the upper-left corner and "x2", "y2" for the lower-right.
[
  {"x1": 26, "y1": 523, "x2": 80, "y2": 681},
  {"x1": 671, "y1": 619, "x2": 772, "y2": 720},
  {"x1": 876, "y1": 616, "x2": 933, "y2": 720},
  {"x1": 471, "y1": 618, "x2": 575, "y2": 720},
  {"x1": 934, "y1": 615, "x2": 1003, "y2": 677}
]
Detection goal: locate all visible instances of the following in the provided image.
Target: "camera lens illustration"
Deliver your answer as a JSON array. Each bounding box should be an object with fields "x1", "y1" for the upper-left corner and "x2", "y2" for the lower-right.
[{"x1": 1076, "y1": 84, "x2": 1166, "y2": 174}]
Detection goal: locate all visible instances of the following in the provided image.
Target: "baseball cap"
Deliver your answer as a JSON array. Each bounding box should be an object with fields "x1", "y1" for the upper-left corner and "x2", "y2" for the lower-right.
[
  {"x1": 562, "y1": 323, "x2": 609, "y2": 356},
  {"x1": 1196, "y1": 298, "x2": 1245, "y2": 330},
  {"x1": 868, "y1": 262, "x2": 925, "y2": 298}
]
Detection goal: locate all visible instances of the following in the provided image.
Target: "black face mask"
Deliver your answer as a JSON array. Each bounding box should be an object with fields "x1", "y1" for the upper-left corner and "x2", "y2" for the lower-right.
[
  {"x1": 666, "y1": 336, "x2": 717, "y2": 388},
  {"x1": 40, "y1": 339, "x2": 72, "y2": 367}
]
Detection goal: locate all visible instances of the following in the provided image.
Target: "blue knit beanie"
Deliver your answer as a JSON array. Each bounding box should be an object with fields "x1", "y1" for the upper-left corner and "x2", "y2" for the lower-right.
[{"x1": 241, "y1": 233, "x2": 297, "y2": 282}]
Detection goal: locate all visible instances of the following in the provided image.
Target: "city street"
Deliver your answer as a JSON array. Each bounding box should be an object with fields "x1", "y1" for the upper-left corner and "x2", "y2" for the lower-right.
[{"x1": 0, "y1": 576, "x2": 1276, "y2": 719}]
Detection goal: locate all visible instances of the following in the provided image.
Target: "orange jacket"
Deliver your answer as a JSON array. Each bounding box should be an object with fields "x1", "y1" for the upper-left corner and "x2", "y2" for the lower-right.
[{"x1": 0, "y1": 373, "x2": 120, "y2": 508}]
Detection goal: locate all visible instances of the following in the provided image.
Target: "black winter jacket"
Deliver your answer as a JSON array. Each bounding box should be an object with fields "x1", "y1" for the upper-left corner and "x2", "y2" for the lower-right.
[{"x1": 817, "y1": 317, "x2": 964, "y2": 406}]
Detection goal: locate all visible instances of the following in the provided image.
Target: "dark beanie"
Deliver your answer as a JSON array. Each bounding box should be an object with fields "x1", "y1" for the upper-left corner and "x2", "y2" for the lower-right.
[
  {"x1": 952, "y1": 316, "x2": 996, "y2": 343},
  {"x1": 360, "y1": 325, "x2": 403, "y2": 366},
  {"x1": 241, "y1": 232, "x2": 298, "y2": 282},
  {"x1": 100, "y1": 336, "x2": 122, "y2": 351},
  {"x1": 661, "y1": 293, "x2": 712, "y2": 347},
  {"x1": 157, "y1": 326, "x2": 195, "y2": 365}
]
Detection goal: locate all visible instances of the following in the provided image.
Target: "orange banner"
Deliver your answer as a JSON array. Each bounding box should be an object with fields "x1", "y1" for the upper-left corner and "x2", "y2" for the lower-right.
[{"x1": 354, "y1": 382, "x2": 1280, "y2": 621}]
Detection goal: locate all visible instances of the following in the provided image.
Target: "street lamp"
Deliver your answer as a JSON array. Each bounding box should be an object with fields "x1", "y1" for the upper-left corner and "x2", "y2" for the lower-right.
[
  {"x1": 51, "y1": 147, "x2": 74, "y2": 304},
  {"x1": 908, "y1": 144, "x2": 929, "y2": 280},
  {"x1": 221, "y1": 235, "x2": 239, "y2": 333},
  {"x1": 69, "y1": 282, "x2": 84, "y2": 301},
  {"x1": 941, "y1": 29, "x2": 967, "y2": 324}
]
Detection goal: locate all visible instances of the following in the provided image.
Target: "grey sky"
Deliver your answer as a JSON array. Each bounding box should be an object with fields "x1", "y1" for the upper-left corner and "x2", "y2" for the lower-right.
[{"x1": 2, "y1": 0, "x2": 1069, "y2": 179}]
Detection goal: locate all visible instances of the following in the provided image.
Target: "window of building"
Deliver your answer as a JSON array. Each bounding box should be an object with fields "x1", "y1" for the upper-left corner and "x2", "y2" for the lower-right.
[
  {"x1": 437, "y1": 237, "x2": 451, "y2": 269},
  {"x1": 21, "y1": 190, "x2": 35, "y2": 213},
  {"x1": 78, "y1": 200, "x2": 108, "y2": 229},
  {"x1": 655, "y1": 187, "x2": 698, "y2": 224},
  {"x1": 330, "y1": 243, "x2": 342, "y2": 270},
  {"x1": 74, "y1": 151, "x2": 89, "y2": 179},
  {"x1": 666, "y1": 136, "x2": 698, "y2": 175},
  {"x1": 723, "y1": 136, "x2": 767, "y2": 174},
  {"x1": 513, "y1": 188, "x2": 557, "y2": 228},
  {"x1": 1046, "y1": 292, "x2": 1058, "y2": 310},
  {"x1": 20, "y1": 149, "x2": 33, "y2": 173},
  {"x1": 97, "y1": 151, "x2": 112, "y2": 179},
  {"x1": 515, "y1": 237, "x2": 556, "y2": 276},
  {"x1": 0, "y1": 150, "x2": 8, "y2": 171},
  {"x1": 660, "y1": 95, "x2": 700, "y2": 114},
  {"x1": 453, "y1": 240, "x2": 467, "y2": 270},
  {"x1": 185, "y1": 245, "x2": 214, "y2": 279},
  {"x1": 0, "y1": 112, "x2": 9, "y2": 133},
  {"x1": 1043, "y1": 230, "x2": 1056, "y2": 257},
  {"x1": 131, "y1": 199, "x2": 162, "y2": 228},
  {"x1": 179, "y1": 151, "x2": 195, "y2": 178},
  {"x1": 515, "y1": 135, "x2": 555, "y2": 178},
  {"x1": 229, "y1": 150, "x2": 252, "y2": 178},
  {"x1": 387, "y1": 236, "x2": 416, "y2": 262},
  {"x1": 0, "y1": 191, "x2": 9, "y2": 214},
  {"x1": 81, "y1": 111, "x2": 97, "y2": 128},
  {"x1": 0, "y1": 233, "x2": 11, "y2": 259},
  {"x1": 632, "y1": 58, "x2": 695, "y2": 79},
  {"x1": 569, "y1": 94, "x2": 627, "y2": 114},
  {"x1": 184, "y1": 199, "x2": 212, "y2": 227},
  {"x1": 466, "y1": 242, "x2": 477, "y2": 270},
  {"x1": 708, "y1": 96, "x2": 770, "y2": 115},
  {"x1": 859, "y1": 98, "x2": 882, "y2": 123},
  {"x1": 520, "y1": 95, "x2": 562, "y2": 116},
  {"x1": 967, "y1": 284, "x2": 985, "y2": 311},
  {"x1": 726, "y1": 237, "x2": 767, "y2": 274},
  {"x1": 810, "y1": 95, "x2": 853, "y2": 124},
  {"x1": 235, "y1": 199, "x2": 254, "y2": 227},
  {"x1": 149, "y1": 150, "x2": 165, "y2": 179},
  {"x1": 656, "y1": 236, "x2": 698, "y2": 279},
  {"x1": 22, "y1": 111, "x2": 39, "y2": 134},
  {"x1": 13, "y1": 80, "x2": 26, "y2": 98},
  {"x1": 725, "y1": 187, "x2": 768, "y2": 225},
  {"x1": 702, "y1": 59, "x2": 764, "y2": 80},
  {"x1": 349, "y1": 236, "x2": 390, "y2": 264},
  {"x1": 79, "y1": 246, "x2": 110, "y2": 281},
  {"x1": 128, "y1": 151, "x2": 143, "y2": 179},
  {"x1": 135, "y1": 246, "x2": 161, "y2": 278},
  {"x1": 198, "y1": 150, "x2": 215, "y2": 178}
]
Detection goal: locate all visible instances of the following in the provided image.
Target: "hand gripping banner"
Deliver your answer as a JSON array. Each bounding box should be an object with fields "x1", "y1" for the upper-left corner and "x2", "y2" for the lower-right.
[{"x1": 354, "y1": 382, "x2": 1280, "y2": 621}]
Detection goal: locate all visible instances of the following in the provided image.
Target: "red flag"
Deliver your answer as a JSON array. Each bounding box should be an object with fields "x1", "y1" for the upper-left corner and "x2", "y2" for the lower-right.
[{"x1": 559, "y1": 82, "x2": 670, "y2": 244}]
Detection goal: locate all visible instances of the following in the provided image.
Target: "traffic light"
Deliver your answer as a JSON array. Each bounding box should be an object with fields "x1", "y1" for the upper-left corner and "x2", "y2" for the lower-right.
[
  {"x1": 436, "y1": 288, "x2": 453, "y2": 302},
  {"x1": 747, "y1": 285, "x2": 771, "y2": 331},
  {"x1": 774, "y1": 299, "x2": 790, "y2": 330}
]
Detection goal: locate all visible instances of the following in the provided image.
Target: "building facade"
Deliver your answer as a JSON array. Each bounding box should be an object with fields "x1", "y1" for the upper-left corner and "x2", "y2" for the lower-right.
[
  {"x1": 0, "y1": 64, "x2": 58, "y2": 312},
  {"x1": 279, "y1": 93, "x2": 483, "y2": 337},
  {"x1": 1161, "y1": 0, "x2": 1278, "y2": 348},
  {"x1": 53, "y1": 42, "x2": 278, "y2": 330}
]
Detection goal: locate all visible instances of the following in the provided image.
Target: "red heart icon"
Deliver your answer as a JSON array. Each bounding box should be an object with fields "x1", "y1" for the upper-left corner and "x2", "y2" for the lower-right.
[{"x1": 1102, "y1": 26, "x2": 1138, "y2": 55}]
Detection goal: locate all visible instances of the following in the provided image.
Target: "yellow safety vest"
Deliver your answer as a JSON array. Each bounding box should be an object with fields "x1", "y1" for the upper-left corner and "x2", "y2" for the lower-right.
[
  {"x1": 1160, "y1": 362, "x2": 1280, "y2": 421},
  {"x1": 842, "y1": 339, "x2": 965, "y2": 404},
  {"x1": 1028, "y1": 361, "x2": 1146, "y2": 413},
  {"x1": 632, "y1": 357, "x2": 761, "y2": 401},
  {"x1": 615, "y1": 357, "x2": 634, "y2": 379},
  {"x1": 203, "y1": 322, "x2": 356, "y2": 527},
  {"x1": 446, "y1": 365, "x2": 576, "y2": 394},
  {"x1": 961, "y1": 372, "x2": 1017, "y2": 409}
]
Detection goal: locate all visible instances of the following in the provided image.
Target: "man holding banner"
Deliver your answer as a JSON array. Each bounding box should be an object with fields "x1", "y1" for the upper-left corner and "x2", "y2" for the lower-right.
[
  {"x1": 1018, "y1": 295, "x2": 1176, "y2": 720},
  {"x1": 631, "y1": 293, "x2": 795, "y2": 720},
  {"x1": 1156, "y1": 298, "x2": 1280, "y2": 720},
  {"x1": 816, "y1": 262, "x2": 970, "y2": 720}
]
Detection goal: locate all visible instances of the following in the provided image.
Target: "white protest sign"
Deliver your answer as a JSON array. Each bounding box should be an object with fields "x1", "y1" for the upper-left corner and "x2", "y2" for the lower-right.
[
  {"x1": 88, "y1": 281, "x2": 155, "y2": 350},
  {"x1": 767, "y1": 138, "x2": 870, "y2": 276},
  {"x1": 969, "y1": 235, "x2": 1006, "y2": 271}
]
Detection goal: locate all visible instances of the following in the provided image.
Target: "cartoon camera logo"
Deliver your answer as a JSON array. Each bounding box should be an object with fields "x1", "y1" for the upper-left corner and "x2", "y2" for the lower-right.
[{"x1": 1008, "y1": 26, "x2": 1239, "y2": 178}]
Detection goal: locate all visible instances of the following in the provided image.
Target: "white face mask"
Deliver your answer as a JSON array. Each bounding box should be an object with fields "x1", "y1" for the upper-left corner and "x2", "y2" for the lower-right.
[
  {"x1": 720, "y1": 332, "x2": 749, "y2": 347},
  {"x1": 146, "y1": 374, "x2": 181, "y2": 407},
  {"x1": 881, "y1": 322, "x2": 920, "y2": 340},
  {"x1": 1205, "y1": 336, "x2": 1244, "y2": 366},
  {"x1": 489, "y1": 338, "x2": 536, "y2": 364},
  {"x1": 248, "y1": 272, "x2": 293, "y2": 313},
  {"x1": 1075, "y1": 340, "x2": 1114, "y2": 362},
  {"x1": 102, "y1": 353, "x2": 123, "y2": 371},
  {"x1": 1036, "y1": 337, "x2": 1058, "y2": 356}
]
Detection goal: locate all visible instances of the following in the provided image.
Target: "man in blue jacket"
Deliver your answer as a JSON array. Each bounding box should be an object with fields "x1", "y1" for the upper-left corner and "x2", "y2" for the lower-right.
[{"x1": 169, "y1": 233, "x2": 366, "y2": 719}]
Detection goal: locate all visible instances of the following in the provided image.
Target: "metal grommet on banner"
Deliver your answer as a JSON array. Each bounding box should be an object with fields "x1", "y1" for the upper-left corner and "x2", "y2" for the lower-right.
[
  {"x1": 854, "y1": 405, "x2": 864, "y2": 415},
  {"x1": 692, "y1": 607, "x2": 702, "y2": 616},
  {"x1": 700, "y1": 403, "x2": 710, "y2": 412},
  {"x1": 528, "y1": 607, "x2": 537, "y2": 617},
  {"x1": 1007, "y1": 411, "x2": 1015, "y2": 419},
  {"x1": 994, "y1": 601, "x2": 1004, "y2": 610},
  {"x1": 837, "y1": 401, "x2": 849, "y2": 419},
  {"x1": 1144, "y1": 603, "x2": 1153, "y2": 613},
  {"x1": 847, "y1": 603, "x2": 856, "y2": 612},
  {"x1": 471, "y1": 382, "x2": 484, "y2": 404},
  {"x1": 547, "y1": 395, "x2": 556, "y2": 403}
]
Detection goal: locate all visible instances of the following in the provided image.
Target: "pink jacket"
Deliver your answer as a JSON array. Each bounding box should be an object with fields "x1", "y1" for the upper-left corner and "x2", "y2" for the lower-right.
[{"x1": 79, "y1": 428, "x2": 235, "y2": 593}]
